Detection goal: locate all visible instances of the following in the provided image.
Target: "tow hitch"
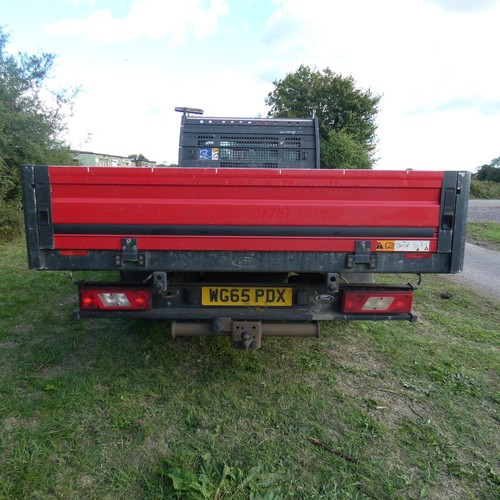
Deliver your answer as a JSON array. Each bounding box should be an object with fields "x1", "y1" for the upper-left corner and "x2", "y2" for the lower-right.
[
  {"x1": 232, "y1": 321, "x2": 262, "y2": 349},
  {"x1": 171, "y1": 319, "x2": 320, "y2": 350}
]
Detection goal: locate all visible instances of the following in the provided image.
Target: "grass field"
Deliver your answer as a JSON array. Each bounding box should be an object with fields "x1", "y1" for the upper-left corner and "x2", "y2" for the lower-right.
[
  {"x1": 467, "y1": 221, "x2": 500, "y2": 251},
  {"x1": 0, "y1": 239, "x2": 499, "y2": 499}
]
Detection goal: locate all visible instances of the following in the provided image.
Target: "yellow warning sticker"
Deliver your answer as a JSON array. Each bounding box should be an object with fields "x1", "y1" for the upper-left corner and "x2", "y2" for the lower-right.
[
  {"x1": 375, "y1": 240, "x2": 430, "y2": 252},
  {"x1": 376, "y1": 240, "x2": 396, "y2": 251}
]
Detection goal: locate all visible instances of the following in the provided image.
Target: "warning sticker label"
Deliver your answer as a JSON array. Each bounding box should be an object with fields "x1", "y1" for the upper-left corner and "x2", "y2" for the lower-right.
[{"x1": 375, "y1": 240, "x2": 430, "y2": 252}]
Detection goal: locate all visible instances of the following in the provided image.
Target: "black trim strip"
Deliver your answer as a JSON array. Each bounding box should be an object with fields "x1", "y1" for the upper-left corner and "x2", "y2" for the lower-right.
[{"x1": 54, "y1": 224, "x2": 435, "y2": 238}]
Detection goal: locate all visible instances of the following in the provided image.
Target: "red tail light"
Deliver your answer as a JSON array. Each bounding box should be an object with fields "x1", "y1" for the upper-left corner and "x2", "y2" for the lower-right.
[
  {"x1": 342, "y1": 291, "x2": 413, "y2": 314},
  {"x1": 80, "y1": 288, "x2": 151, "y2": 311}
]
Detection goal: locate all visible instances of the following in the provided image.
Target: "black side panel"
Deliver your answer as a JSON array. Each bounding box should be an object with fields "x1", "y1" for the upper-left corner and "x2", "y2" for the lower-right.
[
  {"x1": 437, "y1": 170, "x2": 470, "y2": 260},
  {"x1": 20, "y1": 165, "x2": 53, "y2": 269},
  {"x1": 449, "y1": 171, "x2": 471, "y2": 273},
  {"x1": 437, "y1": 171, "x2": 458, "y2": 253}
]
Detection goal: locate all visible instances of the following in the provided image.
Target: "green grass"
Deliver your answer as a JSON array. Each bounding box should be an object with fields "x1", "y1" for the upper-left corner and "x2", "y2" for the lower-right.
[
  {"x1": 467, "y1": 221, "x2": 500, "y2": 251},
  {"x1": 1, "y1": 239, "x2": 499, "y2": 498}
]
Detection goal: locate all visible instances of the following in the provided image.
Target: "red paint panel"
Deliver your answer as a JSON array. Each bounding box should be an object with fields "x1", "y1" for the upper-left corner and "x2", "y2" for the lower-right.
[
  {"x1": 47, "y1": 166, "x2": 444, "y2": 252},
  {"x1": 48, "y1": 166, "x2": 444, "y2": 186},
  {"x1": 54, "y1": 235, "x2": 438, "y2": 253},
  {"x1": 51, "y1": 200, "x2": 439, "y2": 227}
]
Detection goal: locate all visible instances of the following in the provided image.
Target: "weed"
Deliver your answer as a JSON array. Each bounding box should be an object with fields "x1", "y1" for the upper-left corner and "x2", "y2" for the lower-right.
[{"x1": 148, "y1": 452, "x2": 278, "y2": 499}]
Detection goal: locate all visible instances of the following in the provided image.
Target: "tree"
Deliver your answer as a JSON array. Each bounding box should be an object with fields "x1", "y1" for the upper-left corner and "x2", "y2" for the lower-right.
[
  {"x1": 265, "y1": 65, "x2": 381, "y2": 168},
  {"x1": 0, "y1": 27, "x2": 77, "y2": 236},
  {"x1": 128, "y1": 154, "x2": 150, "y2": 162},
  {"x1": 475, "y1": 157, "x2": 500, "y2": 183},
  {"x1": 0, "y1": 27, "x2": 76, "y2": 200}
]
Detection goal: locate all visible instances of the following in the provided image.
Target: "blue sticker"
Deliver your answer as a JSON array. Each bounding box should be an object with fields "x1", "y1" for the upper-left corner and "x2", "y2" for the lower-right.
[
  {"x1": 199, "y1": 148, "x2": 212, "y2": 160},
  {"x1": 198, "y1": 148, "x2": 219, "y2": 160}
]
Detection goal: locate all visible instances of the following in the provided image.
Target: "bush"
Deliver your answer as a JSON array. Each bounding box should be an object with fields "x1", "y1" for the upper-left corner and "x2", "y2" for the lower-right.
[
  {"x1": 470, "y1": 180, "x2": 500, "y2": 199},
  {"x1": 320, "y1": 130, "x2": 372, "y2": 169},
  {"x1": 0, "y1": 199, "x2": 23, "y2": 240}
]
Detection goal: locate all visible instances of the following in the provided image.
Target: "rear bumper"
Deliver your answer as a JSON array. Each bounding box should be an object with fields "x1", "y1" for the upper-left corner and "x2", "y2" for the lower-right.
[{"x1": 74, "y1": 281, "x2": 418, "y2": 323}]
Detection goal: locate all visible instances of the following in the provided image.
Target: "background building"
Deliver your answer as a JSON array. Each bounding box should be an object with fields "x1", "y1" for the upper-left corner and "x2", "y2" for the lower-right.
[{"x1": 71, "y1": 151, "x2": 157, "y2": 168}]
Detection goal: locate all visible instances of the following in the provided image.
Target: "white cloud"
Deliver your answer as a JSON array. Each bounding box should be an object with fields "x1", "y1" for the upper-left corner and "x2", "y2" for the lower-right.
[
  {"x1": 52, "y1": 0, "x2": 500, "y2": 170},
  {"x1": 378, "y1": 107, "x2": 500, "y2": 170},
  {"x1": 423, "y1": 0, "x2": 498, "y2": 12},
  {"x1": 260, "y1": 0, "x2": 500, "y2": 170},
  {"x1": 46, "y1": 0, "x2": 229, "y2": 43},
  {"x1": 65, "y1": 63, "x2": 270, "y2": 163},
  {"x1": 69, "y1": 0, "x2": 98, "y2": 7},
  {"x1": 262, "y1": 0, "x2": 500, "y2": 100}
]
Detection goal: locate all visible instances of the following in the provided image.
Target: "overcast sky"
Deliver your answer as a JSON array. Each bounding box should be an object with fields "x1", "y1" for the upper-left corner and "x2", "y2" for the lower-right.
[{"x1": 3, "y1": 0, "x2": 499, "y2": 170}]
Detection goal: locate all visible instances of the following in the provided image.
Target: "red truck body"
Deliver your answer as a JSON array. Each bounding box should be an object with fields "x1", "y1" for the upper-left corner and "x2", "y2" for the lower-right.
[{"x1": 21, "y1": 164, "x2": 470, "y2": 349}]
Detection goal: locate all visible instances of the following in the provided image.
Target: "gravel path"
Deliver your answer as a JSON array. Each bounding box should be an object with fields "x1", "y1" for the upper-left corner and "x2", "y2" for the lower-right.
[
  {"x1": 467, "y1": 199, "x2": 500, "y2": 223},
  {"x1": 443, "y1": 199, "x2": 500, "y2": 300},
  {"x1": 447, "y1": 243, "x2": 500, "y2": 300}
]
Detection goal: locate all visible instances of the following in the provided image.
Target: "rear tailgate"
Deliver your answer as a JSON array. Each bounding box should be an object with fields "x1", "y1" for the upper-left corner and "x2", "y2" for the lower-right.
[{"x1": 21, "y1": 166, "x2": 470, "y2": 273}]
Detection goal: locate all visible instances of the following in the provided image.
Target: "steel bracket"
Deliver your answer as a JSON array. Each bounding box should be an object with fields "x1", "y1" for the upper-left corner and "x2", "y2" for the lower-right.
[
  {"x1": 115, "y1": 238, "x2": 146, "y2": 267},
  {"x1": 346, "y1": 240, "x2": 377, "y2": 269}
]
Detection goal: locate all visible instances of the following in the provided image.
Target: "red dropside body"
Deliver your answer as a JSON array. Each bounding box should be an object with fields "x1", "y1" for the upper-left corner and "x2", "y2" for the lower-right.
[{"x1": 48, "y1": 166, "x2": 444, "y2": 253}]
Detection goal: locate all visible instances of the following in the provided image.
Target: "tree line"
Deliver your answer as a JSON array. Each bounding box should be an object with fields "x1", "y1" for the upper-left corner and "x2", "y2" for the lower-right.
[{"x1": 474, "y1": 157, "x2": 500, "y2": 183}]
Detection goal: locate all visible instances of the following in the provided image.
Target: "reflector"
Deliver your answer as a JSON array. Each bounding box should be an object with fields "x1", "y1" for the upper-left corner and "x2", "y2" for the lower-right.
[
  {"x1": 361, "y1": 297, "x2": 395, "y2": 311},
  {"x1": 98, "y1": 293, "x2": 131, "y2": 308},
  {"x1": 404, "y1": 253, "x2": 432, "y2": 259},
  {"x1": 59, "y1": 250, "x2": 89, "y2": 256}
]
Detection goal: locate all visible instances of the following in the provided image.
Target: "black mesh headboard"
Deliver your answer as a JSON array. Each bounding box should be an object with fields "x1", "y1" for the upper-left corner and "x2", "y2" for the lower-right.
[{"x1": 178, "y1": 116, "x2": 320, "y2": 169}]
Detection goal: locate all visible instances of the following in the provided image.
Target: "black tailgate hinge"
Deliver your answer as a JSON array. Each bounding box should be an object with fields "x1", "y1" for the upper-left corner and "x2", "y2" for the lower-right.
[
  {"x1": 346, "y1": 240, "x2": 378, "y2": 269},
  {"x1": 115, "y1": 238, "x2": 146, "y2": 267}
]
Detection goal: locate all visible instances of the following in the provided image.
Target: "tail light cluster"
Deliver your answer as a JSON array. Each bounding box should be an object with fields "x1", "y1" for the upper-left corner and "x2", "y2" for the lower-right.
[
  {"x1": 342, "y1": 290, "x2": 413, "y2": 314},
  {"x1": 80, "y1": 288, "x2": 151, "y2": 311}
]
